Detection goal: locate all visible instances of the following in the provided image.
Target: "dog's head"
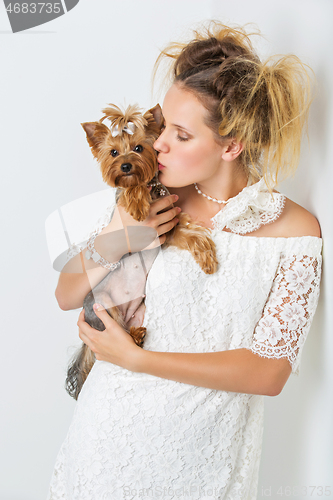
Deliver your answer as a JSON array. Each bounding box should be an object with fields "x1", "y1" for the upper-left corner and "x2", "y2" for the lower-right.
[{"x1": 82, "y1": 104, "x2": 163, "y2": 189}]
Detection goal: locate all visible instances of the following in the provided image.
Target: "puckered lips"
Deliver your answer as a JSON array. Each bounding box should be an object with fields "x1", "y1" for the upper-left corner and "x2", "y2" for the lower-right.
[{"x1": 158, "y1": 162, "x2": 166, "y2": 170}]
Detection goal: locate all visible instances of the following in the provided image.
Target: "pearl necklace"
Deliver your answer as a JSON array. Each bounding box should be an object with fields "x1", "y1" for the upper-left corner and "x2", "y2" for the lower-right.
[{"x1": 194, "y1": 183, "x2": 231, "y2": 205}]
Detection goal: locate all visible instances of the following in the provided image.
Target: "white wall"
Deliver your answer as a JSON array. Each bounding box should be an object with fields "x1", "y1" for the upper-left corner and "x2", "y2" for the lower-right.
[{"x1": 0, "y1": 1, "x2": 331, "y2": 499}]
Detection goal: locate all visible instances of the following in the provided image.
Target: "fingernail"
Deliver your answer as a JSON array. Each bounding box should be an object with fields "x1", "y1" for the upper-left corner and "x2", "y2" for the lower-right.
[
  {"x1": 173, "y1": 194, "x2": 179, "y2": 200},
  {"x1": 177, "y1": 207, "x2": 181, "y2": 212},
  {"x1": 93, "y1": 303, "x2": 102, "y2": 311}
]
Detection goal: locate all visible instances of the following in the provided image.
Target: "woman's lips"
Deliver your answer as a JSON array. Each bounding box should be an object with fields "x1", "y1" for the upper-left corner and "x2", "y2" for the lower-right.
[{"x1": 158, "y1": 162, "x2": 165, "y2": 170}]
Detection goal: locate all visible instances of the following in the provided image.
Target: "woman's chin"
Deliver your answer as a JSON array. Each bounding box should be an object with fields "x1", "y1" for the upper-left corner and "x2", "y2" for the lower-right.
[
  {"x1": 158, "y1": 171, "x2": 169, "y2": 185},
  {"x1": 158, "y1": 171, "x2": 181, "y2": 188},
  {"x1": 158, "y1": 170, "x2": 177, "y2": 187}
]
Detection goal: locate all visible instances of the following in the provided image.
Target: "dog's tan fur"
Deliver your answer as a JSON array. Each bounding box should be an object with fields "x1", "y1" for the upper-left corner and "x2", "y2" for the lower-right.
[
  {"x1": 65, "y1": 103, "x2": 218, "y2": 400},
  {"x1": 82, "y1": 103, "x2": 218, "y2": 272}
]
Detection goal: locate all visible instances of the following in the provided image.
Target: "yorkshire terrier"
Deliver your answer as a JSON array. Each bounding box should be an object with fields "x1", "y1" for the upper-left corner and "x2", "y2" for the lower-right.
[{"x1": 65, "y1": 103, "x2": 218, "y2": 400}]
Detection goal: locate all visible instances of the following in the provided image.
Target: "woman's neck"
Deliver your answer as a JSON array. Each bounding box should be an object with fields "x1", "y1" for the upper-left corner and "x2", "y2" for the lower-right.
[{"x1": 194, "y1": 166, "x2": 249, "y2": 205}]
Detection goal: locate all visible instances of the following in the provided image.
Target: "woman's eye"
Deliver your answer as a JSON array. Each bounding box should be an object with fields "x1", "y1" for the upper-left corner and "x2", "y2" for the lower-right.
[
  {"x1": 134, "y1": 145, "x2": 143, "y2": 153},
  {"x1": 110, "y1": 150, "x2": 119, "y2": 157},
  {"x1": 177, "y1": 134, "x2": 189, "y2": 142}
]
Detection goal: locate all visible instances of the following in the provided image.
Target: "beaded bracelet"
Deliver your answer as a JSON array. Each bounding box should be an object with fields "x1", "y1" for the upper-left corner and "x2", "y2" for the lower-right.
[{"x1": 85, "y1": 230, "x2": 120, "y2": 271}]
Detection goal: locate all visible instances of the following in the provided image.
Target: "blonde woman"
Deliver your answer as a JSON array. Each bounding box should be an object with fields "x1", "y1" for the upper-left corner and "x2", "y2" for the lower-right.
[{"x1": 48, "y1": 22, "x2": 322, "y2": 500}]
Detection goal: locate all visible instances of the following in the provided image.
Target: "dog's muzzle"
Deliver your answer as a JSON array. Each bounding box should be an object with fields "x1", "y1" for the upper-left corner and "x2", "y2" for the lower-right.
[{"x1": 121, "y1": 163, "x2": 132, "y2": 173}]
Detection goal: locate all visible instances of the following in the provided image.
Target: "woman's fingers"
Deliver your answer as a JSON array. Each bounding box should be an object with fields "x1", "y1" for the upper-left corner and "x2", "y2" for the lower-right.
[
  {"x1": 117, "y1": 194, "x2": 178, "y2": 228},
  {"x1": 77, "y1": 308, "x2": 88, "y2": 330},
  {"x1": 150, "y1": 195, "x2": 181, "y2": 232},
  {"x1": 92, "y1": 303, "x2": 113, "y2": 321},
  {"x1": 77, "y1": 305, "x2": 117, "y2": 354},
  {"x1": 77, "y1": 309, "x2": 96, "y2": 344},
  {"x1": 151, "y1": 194, "x2": 178, "y2": 215},
  {"x1": 116, "y1": 193, "x2": 180, "y2": 240},
  {"x1": 77, "y1": 304, "x2": 141, "y2": 368},
  {"x1": 155, "y1": 207, "x2": 180, "y2": 233},
  {"x1": 157, "y1": 216, "x2": 180, "y2": 237}
]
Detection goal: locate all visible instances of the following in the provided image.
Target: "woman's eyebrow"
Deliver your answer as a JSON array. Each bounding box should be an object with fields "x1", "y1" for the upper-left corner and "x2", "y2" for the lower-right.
[
  {"x1": 162, "y1": 115, "x2": 193, "y2": 133},
  {"x1": 171, "y1": 123, "x2": 193, "y2": 134}
]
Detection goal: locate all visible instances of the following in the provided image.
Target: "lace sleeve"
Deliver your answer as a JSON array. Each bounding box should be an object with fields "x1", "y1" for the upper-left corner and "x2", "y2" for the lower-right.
[{"x1": 250, "y1": 252, "x2": 322, "y2": 375}]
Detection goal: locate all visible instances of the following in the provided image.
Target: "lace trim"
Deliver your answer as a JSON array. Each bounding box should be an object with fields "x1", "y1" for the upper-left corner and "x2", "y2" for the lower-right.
[{"x1": 212, "y1": 178, "x2": 286, "y2": 234}]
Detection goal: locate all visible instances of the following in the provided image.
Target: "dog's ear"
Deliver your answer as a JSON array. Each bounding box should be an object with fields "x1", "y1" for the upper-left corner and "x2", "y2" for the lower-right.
[
  {"x1": 148, "y1": 104, "x2": 164, "y2": 127},
  {"x1": 81, "y1": 122, "x2": 109, "y2": 158},
  {"x1": 144, "y1": 104, "x2": 164, "y2": 135}
]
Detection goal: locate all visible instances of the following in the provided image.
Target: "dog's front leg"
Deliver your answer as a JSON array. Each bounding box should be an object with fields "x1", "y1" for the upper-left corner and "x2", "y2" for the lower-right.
[
  {"x1": 119, "y1": 185, "x2": 151, "y2": 221},
  {"x1": 165, "y1": 212, "x2": 219, "y2": 275}
]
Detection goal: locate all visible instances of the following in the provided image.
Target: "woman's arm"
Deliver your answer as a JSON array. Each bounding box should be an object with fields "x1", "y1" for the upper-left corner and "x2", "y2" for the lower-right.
[
  {"x1": 55, "y1": 263, "x2": 111, "y2": 311},
  {"x1": 77, "y1": 307, "x2": 291, "y2": 397},
  {"x1": 55, "y1": 194, "x2": 180, "y2": 311},
  {"x1": 135, "y1": 347, "x2": 292, "y2": 397},
  {"x1": 55, "y1": 206, "x2": 130, "y2": 310},
  {"x1": 78, "y1": 243, "x2": 321, "y2": 396}
]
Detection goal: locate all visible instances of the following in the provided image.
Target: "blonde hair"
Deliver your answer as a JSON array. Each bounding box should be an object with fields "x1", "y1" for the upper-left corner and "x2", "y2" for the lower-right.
[{"x1": 154, "y1": 22, "x2": 313, "y2": 186}]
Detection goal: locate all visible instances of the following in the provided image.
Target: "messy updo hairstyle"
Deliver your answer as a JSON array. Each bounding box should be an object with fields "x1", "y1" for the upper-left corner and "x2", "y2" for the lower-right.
[{"x1": 154, "y1": 22, "x2": 313, "y2": 186}]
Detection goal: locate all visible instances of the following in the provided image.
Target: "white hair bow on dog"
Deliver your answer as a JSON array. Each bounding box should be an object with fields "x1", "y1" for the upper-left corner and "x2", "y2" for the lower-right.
[{"x1": 110, "y1": 122, "x2": 136, "y2": 137}]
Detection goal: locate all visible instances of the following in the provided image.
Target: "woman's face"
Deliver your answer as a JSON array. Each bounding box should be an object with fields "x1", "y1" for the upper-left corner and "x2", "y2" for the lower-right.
[{"x1": 154, "y1": 84, "x2": 226, "y2": 188}]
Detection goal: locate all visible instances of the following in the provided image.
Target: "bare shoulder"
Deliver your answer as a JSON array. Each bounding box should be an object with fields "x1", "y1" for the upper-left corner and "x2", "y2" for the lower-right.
[
  {"x1": 279, "y1": 198, "x2": 321, "y2": 238},
  {"x1": 254, "y1": 197, "x2": 321, "y2": 238}
]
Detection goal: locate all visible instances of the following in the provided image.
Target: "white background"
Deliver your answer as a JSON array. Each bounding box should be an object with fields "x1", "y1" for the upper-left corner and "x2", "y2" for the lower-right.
[{"x1": 0, "y1": 1, "x2": 332, "y2": 499}]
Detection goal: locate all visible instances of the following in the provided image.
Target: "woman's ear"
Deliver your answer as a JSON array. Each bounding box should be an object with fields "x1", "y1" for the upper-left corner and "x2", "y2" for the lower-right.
[{"x1": 221, "y1": 139, "x2": 243, "y2": 162}]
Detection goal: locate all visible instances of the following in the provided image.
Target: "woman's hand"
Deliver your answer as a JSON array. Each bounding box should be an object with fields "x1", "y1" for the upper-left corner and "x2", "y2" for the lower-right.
[
  {"x1": 117, "y1": 193, "x2": 181, "y2": 246},
  {"x1": 77, "y1": 305, "x2": 143, "y2": 371},
  {"x1": 92, "y1": 193, "x2": 181, "y2": 260}
]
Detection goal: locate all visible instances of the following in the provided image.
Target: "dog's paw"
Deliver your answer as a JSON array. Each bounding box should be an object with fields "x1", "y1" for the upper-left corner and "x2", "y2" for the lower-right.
[{"x1": 129, "y1": 326, "x2": 146, "y2": 347}]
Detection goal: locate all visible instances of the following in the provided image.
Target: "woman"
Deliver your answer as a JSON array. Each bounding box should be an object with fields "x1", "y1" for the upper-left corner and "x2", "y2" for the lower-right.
[{"x1": 48, "y1": 23, "x2": 322, "y2": 500}]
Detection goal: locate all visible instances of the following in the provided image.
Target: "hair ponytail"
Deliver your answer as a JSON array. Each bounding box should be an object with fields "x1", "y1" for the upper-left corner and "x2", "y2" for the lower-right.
[
  {"x1": 154, "y1": 22, "x2": 313, "y2": 186},
  {"x1": 217, "y1": 54, "x2": 312, "y2": 184}
]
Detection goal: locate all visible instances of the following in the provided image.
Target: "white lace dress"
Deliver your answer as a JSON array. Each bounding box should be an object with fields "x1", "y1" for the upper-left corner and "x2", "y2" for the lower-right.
[{"x1": 47, "y1": 179, "x2": 322, "y2": 500}]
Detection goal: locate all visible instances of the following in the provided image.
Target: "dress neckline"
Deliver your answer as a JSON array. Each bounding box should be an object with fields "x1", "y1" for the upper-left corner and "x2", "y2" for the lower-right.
[{"x1": 210, "y1": 177, "x2": 286, "y2": 235}]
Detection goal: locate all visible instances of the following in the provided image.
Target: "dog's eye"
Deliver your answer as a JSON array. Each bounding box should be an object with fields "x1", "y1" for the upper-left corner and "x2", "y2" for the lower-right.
[
  {"x1": 133, "y1": 145, "x2": 143, "y2": 153},
  {"x1": 110, "y1": 150, "x2": 119, "y2": 157}
]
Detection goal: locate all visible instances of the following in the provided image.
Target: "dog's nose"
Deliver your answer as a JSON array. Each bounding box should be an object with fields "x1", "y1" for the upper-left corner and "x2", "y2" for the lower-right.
[{"x1": 121, "y1": 163, "x2": 132, "y2": 173}]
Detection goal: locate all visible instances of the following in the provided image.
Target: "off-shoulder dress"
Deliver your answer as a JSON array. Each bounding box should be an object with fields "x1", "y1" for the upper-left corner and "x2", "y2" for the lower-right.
[{"x1": 47, "y1": 178, "x2": 322, "y2": 500}]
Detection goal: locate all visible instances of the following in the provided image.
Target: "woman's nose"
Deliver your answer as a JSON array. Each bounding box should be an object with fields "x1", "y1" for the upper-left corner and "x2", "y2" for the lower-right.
[{"x1": 154, "y1": 130, "x2": 169, "y2": 153}]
